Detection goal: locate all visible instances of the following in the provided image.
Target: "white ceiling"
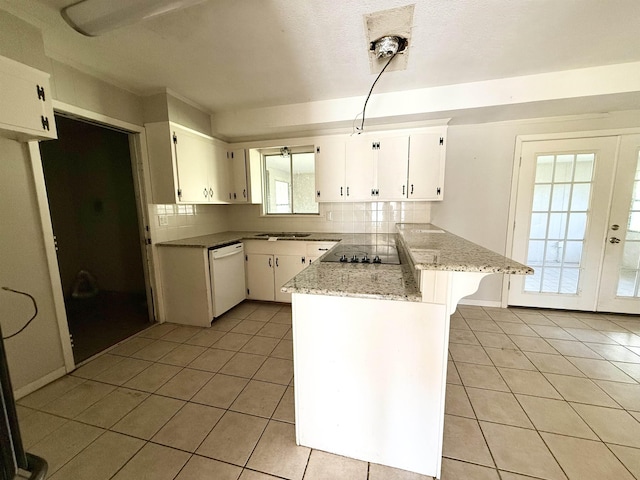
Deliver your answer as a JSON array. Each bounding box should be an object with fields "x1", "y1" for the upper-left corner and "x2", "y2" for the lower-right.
[{"x1": 4, "y1": 0, "x2": 640, "y2": 120}]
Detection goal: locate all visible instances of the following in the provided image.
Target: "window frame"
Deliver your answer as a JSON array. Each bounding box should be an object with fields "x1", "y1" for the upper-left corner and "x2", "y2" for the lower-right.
[{"x1": 261, "y1": 145, "x2": 319, "y2": 216}]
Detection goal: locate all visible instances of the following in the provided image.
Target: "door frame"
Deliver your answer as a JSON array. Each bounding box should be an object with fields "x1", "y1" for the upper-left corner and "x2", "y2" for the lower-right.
[
  {"x1": 31, "y1": 100, "x2": 158, "y2": 372},
  {"x1": 503, "y1": 127, "x2": 640, "y2": 309}
]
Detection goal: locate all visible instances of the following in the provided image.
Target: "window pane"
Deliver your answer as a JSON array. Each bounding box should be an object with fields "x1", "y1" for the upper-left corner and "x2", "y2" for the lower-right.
[
  {"x1": 541, "y1": 268, "x2": 561, "y2": 293},
  {"x1": 265, "y1": 154, "x2": 291, "y2": 214},
  {"x1": 567, "y1": 213, "x2": 587, "y2": 240},
  {"x1": 535, "y1": 156, "x2": 554, "y2": 183},
  {"x1": 564, "y1": 241, "x2": 583, "y2": 265},
  {"x1": 532, "y1": 185, "x2": 551, "y2": 211},
  {"x1": 551, "y1": 184, "x2": 571, "y2": 211},
  {"x1": 292, "y1": 152, "x2": 318, "y2": 214},
  {"x1": 554, "y1": 155, "x2": 575, "y2": 182},
  {"x1": 548, "y1": 213, "x2": 567, "y2": 239},
  {"x1": 559, "y1": 269, "x2": 579, "y2": 294},
  {"x1": 527, "y1": 240, "x2": 545, "y2": 264},
  {"x1": 574, "y1": 154, "x2": 594, "y2": 182},
  {"x1": 530, "y1": 213, "x2": 548, "y2": 239},
  {"x1": 525, "y1": 269, "x2": 542, "y2": 292},
  {"x1": 570, "y1": 184, "x2": 591, "y2": 211}
]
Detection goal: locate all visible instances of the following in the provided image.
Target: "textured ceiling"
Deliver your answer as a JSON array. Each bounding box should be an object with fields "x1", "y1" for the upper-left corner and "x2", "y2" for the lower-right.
[{"x1": 3, "y1": 0, "x2": 640, "y2": 114}]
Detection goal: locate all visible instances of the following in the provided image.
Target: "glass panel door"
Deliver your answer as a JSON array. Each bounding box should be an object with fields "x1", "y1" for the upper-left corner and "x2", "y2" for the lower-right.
[
  {"x1": 509, "y1": 137, "x2": 618, "y2": 310},
  {"x1": 597, "y1": 134, "x2": 640, "y2": 313}
]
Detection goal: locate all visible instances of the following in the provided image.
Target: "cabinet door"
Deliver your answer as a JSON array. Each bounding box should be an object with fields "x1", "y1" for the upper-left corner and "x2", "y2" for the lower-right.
[
  {"x1": 274, "y1": 255, "x2": 307, "y2": 303},
  {"x1": 208, "y1": 142, "x2": 229, "y2": 203},
  {"x1": 230, "y1": 148, "x2": 248, "y2": 202},
  {"x1": 173, "y1": 127, "x2": 209, "y2": 203},
  {"x1": 408, "y1": 131, "x2": 446, "y2": 201},
  {"x1": 0, "y1": 56, "x2": 57, "y2": 140},
  {"x1": 376, "y1": 135, "x2": 409, "y2": 200},
  {"x1": 345, "y1": 136, "x2": 376, "y2": 201},
  {"x1": 246, "y1": 254, "x2": 275, "y2": 301},
  {"x1": 315, "y1": 139, "x2": 346, "y2": 202}
]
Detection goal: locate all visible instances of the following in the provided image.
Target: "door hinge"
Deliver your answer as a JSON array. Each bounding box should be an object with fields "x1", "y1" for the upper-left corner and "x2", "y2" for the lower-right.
[
  {"x1": 36, "y1": 85, "x2": 45, "y2": 101},
  {"x1": 173, "y1": 133, "x2": 177, "y2": 144},
  {"x1": 439, "y1": 137, "x2": 444, "y2": 145},
  {"x1": 41, "y1": 116, "x2": 50, "y2": 131}
]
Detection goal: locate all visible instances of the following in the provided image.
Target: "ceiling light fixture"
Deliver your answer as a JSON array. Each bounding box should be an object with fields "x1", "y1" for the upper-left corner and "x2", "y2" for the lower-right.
[
  {"x1": 61, "y1": 0, "x2": 207, "y2": 37},
  {"x1": 354, "y1": 35, "x2": 408, "y2": 134}
]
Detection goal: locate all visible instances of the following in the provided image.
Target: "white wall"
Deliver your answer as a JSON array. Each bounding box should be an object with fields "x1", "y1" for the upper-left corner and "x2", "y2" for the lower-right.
[
  {"x1": 432, "y1": 110, "x2": 640, "y2": 305},
  {"x1": 0, "y1": 138, "x2": 66, "y2": 391}
]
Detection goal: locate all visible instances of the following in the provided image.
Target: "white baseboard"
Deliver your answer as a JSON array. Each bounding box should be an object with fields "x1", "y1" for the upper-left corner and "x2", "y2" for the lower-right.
[
  {"x1": 458, "y1": 299, "x2": 502, "y2": 308},
  {"x1": 14, "y1": 366, "x2": 67, "y2": 400}
]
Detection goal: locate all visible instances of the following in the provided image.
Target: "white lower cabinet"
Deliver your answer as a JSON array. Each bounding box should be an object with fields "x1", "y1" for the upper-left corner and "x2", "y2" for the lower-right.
[
  {"x1": 245, "y1": 240, "x2": 327, "y2": 303},
  {"x1": 245, "y1": 253, "x2": 276, "y2": 301}
]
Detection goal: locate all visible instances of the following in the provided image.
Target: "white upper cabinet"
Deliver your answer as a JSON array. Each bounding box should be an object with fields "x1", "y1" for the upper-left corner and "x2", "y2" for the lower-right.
[
  {"x1": 145, "y1": 121, "x2": 231, "y2": 204},
  {"x1": 314, "y1": 127, "x2": 446, "y2": 203},
  {"x1": 407, "y1": 129, "x2": 446, "y2": 201},
  {"x1": 345, "y1": 135, "x2": 377, "y2": 201},
  {"x1": 315, "y1": 139, "x2": 347, "y2": 202},
  {"x1": 227, "y1": 148, "x2": 249, "y2": 203},
  {"x1": 0, "y1": 55, "x2": 57, "y2": 141},
  {"x1": 374, "y1": 135, "x2": 410, "y2": 200}
]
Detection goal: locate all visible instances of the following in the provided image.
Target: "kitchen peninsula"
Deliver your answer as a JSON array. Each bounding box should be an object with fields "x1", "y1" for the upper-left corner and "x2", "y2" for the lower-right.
[{"x1": 282, "y1": 223, "x2": 532, "y2": 479}]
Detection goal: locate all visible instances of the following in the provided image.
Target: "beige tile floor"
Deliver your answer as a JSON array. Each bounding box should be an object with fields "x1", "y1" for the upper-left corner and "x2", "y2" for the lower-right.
[{"x1": 15, "y1": 302, "x2": 640, "y2": 479}]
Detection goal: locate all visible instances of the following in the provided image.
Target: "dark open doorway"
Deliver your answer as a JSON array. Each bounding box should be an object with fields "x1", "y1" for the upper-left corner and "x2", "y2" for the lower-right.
[{"x1": 39, "y1": 114, "x2": 151, "y2": 363}]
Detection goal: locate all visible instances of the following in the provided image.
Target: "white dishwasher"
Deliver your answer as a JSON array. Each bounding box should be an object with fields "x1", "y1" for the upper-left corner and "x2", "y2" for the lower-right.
[{"x1": 208, "y1": 242, "x2": 246, "y2": 318}]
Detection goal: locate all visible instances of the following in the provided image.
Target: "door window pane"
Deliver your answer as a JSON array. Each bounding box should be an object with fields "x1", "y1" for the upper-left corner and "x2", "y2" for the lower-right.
[
  {"x1": 525, "y1": 152, "x2": 595, "y2": 295},
  {"x1": 617, "y1": 151, "x2": 640, "y2": 297}
]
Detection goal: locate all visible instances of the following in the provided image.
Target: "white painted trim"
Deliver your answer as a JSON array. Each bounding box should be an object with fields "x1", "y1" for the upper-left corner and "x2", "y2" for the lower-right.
[
  {"x1": 13, "y1": 366, "x2": 67, "y2": 400},
  {"x1": 515, "y1": 127, "x2": 640, "y2": 143},
  {"x1": 27, "y1": 142, "x2": 75, "y2": 373},
  {"x1": 52, "y1": 100, "x2": 144, "y2": 133},
  {"x1": 458, "y1": 298, "x2": 502, "y2": 308}
]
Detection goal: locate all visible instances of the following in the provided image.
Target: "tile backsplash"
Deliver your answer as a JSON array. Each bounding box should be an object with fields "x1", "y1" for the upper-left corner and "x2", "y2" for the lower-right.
[{"x1": 151, "y1": 201, "x2": 431, "y2": 243}]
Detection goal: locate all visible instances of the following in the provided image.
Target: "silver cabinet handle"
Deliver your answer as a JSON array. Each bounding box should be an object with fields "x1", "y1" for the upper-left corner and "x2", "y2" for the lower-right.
[
  {"x1": 203, "y1": 188, "x2": 208, "y2": 197},
  {"x1": 209, "y1": 188, "x2": 214, "y2": 197}
]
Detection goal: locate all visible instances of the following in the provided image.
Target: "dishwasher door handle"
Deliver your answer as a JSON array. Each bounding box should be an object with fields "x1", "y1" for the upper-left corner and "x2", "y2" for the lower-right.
[{"x1": 211, "y1": 245, "x2": 243, "y2": 259}]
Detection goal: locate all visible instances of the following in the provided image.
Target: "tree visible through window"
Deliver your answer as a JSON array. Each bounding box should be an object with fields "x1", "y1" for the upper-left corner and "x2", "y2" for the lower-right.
[{"x1": 264, "y1": 147, "x2": 318, "y2": 215}]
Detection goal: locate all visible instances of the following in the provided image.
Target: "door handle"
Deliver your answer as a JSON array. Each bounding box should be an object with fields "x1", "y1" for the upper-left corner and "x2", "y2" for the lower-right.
[{"x1": 609, "y1": 237, "x2": 621, "y2": 244}]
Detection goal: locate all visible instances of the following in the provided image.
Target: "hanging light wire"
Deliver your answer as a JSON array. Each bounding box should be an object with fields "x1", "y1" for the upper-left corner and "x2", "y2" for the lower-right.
[
  {"x1": 1, "y1": 287, "x2": 39, "y2": 340},
  {"x1": 353, "y1": 52, "x2": 398, "y2": 135}
]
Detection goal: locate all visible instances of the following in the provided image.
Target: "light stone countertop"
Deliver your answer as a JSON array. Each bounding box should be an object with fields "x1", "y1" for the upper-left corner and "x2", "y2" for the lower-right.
[
  {"x1": 157, "y1": 224, "x2": 532, "y2": 302},
  {"x1": 396, "y1": 223, "x2": 534, "y2": 274}
]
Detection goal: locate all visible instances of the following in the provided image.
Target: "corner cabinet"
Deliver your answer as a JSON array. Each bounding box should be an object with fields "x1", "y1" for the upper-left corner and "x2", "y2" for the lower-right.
[
  {"x1": 145, "y1": 122, "x2": 228, "y2": 204},
  {"x1": 314, "y1": 126, "x2": 446, "y2": 203},
  {"x1": 0, "y1": 55, "x2": 57, "y2": 141}
]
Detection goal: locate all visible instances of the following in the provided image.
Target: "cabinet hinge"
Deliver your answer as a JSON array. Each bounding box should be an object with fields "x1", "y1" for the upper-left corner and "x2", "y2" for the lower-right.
[
  {"x1": 231, "y1": 151, "x2": 234, "y2": 159},
  {"x1": 36, "y1": 85, "x2": 45, "y2": 101},
  {"x1": 41, "y1": 116, "x2": 50, "y2": 131},
  {"x1": 145, "y1": 238, "x2": 152, "y2": 245},
  {"x1": 508, "y1": 280, "x2": 511, "y2": 290},
  {"x1": 519, "y1": 156, "x2": 522, "y2": 167},
  {"x1": 245, "y1": 255, "x2": 248, "y2": 261},
  {"x1": 436, "y1": 187, "x2": 441, "y2": 195},
  {"x1": 316, "y1": 190, "x2": 321, "y2": 197},
  {"x1": 371, "y1": 142, "x2": 380, "y2": 150},
  {"x1": 439, "y1": 137, "x2": 444, "y2": 145},
  {"x1": 247, "y1": 288, "x2": 250, "y2": 295},
  {"x1": 177, "y1": 188, "x2": 182, "y2": 198},
  {"x1": 173, "y1": 133, "x2": 177, "y2": 145},
  {"x1": 316, "y1": 146, "x2": 320, "y2": 153}
]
